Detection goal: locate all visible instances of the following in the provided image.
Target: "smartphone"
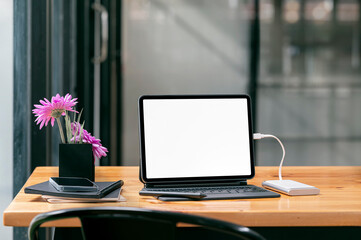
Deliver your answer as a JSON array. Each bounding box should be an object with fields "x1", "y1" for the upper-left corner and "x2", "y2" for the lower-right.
[{"x1": 49, "y1": 177, "x2": 99, "y2": 192}]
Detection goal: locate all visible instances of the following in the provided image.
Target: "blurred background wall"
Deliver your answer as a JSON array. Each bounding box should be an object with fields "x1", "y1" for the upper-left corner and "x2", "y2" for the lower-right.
[
  {"x1": 122, "y1": 0, "x2": 253, "y2": 165},
  {"x1": 0, "y1": 0, "x2": 13, "y2": 239},
  {"x1": 256, "y1": 0, "x2": 361, "y2": 166},
  {"x1": 122, "y1": 0, "x2": 361, "y2": 167}
]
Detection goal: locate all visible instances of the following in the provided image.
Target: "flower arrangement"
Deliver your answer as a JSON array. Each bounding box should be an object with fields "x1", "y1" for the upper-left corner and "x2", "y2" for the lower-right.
[{"x1": 32, "y1": 93, "x2": 108, "y2": 160}]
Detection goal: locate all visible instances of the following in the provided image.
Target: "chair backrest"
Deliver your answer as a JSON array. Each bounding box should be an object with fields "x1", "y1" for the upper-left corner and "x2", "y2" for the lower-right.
[{"x1": 28, "y1": 207, "x2": 265, "y2": 240}]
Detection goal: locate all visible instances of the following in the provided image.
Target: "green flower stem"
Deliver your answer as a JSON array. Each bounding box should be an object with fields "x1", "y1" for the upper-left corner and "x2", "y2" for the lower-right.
[{"x1": 56, "y1": 118, "x2": 66, "y2": 143}]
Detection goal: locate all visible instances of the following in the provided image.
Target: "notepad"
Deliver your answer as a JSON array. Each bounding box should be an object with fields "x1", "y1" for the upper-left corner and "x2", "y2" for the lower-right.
[{"x1": 42, "y1": 188, "x2": 126, "y2": 203}]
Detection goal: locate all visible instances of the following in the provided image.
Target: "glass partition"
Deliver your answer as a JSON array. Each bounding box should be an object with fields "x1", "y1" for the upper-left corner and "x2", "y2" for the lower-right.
[
  {"x1": 122, "y1": 0, "x2": 255, "y2": 165},
  {"x1": 257, "y1": 0, "x2": 361, "y2": 166}
]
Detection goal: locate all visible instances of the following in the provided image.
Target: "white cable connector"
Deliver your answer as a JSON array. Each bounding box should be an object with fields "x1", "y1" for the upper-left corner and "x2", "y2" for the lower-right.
[{"x1": 253, "y1": 133, "x2": 285, "y2": 180}]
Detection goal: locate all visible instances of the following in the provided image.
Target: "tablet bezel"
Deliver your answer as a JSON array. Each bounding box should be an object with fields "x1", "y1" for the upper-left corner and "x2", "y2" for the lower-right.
[{"x1": 138, "y1": 94, "x2": 255, "y2": 184}]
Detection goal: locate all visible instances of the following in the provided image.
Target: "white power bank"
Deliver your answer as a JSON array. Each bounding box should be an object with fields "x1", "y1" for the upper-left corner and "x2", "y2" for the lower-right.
[{"x1": 262, "y1": 180, "x2": 320, "y2": 196}]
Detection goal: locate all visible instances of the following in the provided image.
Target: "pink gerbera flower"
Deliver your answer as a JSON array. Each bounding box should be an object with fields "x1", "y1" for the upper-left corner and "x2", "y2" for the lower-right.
[
  {"x1": 32, "y1": 93, "x2": 78, "y2": 129},
  {"x1": 71, "y1": 122, "x2": 108, "y2": 160}
]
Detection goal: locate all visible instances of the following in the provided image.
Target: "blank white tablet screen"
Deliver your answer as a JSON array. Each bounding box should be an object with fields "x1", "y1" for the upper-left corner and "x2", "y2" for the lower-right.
[{"x1": 143, "y1": 98, "x2": 252, "y2": 179}]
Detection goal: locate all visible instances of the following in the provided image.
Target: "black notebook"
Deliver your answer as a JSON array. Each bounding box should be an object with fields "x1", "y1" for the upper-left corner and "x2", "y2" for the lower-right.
[{"x1": 25, "y1": 180, "x2": 123, "y2": 199}]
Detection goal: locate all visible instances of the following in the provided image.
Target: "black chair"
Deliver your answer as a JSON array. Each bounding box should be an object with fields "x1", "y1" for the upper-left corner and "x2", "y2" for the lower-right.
[{"x1": 28, "y1": 207, "x2": 265, "y2": 240}]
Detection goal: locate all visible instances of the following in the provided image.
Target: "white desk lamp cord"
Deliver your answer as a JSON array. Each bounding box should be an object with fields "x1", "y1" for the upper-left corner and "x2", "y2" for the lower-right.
[{"x1": 253, "y1": 133, "x2": 285, "y2": 181}]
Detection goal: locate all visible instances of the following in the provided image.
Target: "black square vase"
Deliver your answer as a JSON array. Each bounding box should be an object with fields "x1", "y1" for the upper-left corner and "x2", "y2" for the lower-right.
[{"x1": 59, "y1": 144, "x2": 95, "y2": 181}]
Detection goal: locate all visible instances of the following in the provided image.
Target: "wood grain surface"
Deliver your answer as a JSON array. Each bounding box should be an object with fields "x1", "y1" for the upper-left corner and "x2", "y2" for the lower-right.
[{"x1": 3, "y1": 166, "x2": 361, "y2": 227}]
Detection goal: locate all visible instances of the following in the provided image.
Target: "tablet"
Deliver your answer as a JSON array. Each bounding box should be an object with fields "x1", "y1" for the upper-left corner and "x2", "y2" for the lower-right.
[{"x1": 138, "y1": 95, "x2": 255, "y2": 184}]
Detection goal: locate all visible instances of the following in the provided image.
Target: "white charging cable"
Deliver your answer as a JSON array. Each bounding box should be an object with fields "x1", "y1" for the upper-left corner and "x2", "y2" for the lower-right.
[{"x1": 253, "y1": 133, "x2": 285, "y2": 180}]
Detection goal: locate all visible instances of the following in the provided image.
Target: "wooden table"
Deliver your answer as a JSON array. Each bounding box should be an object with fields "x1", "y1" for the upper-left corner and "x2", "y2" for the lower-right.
[{"x1": 3, "y1": 166, "x2": 361, "y2": 227}]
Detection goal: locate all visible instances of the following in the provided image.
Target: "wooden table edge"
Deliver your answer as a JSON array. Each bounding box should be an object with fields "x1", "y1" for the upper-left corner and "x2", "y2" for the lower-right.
[{"x1": 3, "y1": 166, "x2": 361, "y2": 227}]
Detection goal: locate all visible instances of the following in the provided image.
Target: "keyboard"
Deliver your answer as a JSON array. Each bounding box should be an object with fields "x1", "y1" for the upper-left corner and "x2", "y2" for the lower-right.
[{"x1": 142, "y1": 185, "x2": 280, "y2": 201}]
